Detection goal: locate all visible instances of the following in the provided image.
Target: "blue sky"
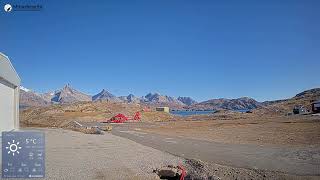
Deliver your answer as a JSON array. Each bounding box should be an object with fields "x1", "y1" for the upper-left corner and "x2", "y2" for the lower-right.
[{"x1": 1, "y1": 0, "x2": 319, "y2": 102}]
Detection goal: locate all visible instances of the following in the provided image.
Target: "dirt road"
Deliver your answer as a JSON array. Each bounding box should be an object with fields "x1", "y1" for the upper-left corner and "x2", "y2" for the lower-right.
[{"x1": 108, "y1": 123, "x2": 320, "y2": 176}]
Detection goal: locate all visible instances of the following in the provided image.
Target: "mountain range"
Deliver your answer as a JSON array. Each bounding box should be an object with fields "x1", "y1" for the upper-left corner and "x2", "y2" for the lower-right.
[
  {"x1": 189, "y1": 97, "x2": 262, "y2": 110},
  {"x1": 19, "y1": 84, "x2": 197, "y2": 108},
  {"x1": 19, "y1": 84, "x2": 320, "y2": 112}
]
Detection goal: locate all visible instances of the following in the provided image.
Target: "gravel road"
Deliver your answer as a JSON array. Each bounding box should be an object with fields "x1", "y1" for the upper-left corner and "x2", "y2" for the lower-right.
[
  {"x1": 0, "y1": 128, "x2": 183, "y2": 180},
  {"x1": 108, "y1": 123, "x2": 320, "y2": 176}
]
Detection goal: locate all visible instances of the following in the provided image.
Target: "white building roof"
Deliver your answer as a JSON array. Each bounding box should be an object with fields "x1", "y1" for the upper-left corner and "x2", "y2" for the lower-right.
[{"x1": 0, "y1": 52, "x2": 21, "y2": 87}]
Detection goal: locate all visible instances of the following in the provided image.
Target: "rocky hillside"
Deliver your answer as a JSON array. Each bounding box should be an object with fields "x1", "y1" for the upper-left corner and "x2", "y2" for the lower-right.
[
  {"x1": 178, "y1": 97, "x2": 197, "y2": 106},
  {"x1": 190, "y1": 97, "x2": 262, "y2": 110},
  {"x1": 256, "y1": 88, "x2": 320, "y2": 115},
  {"x1": 51, "y1": 84, "x2": 92, "y2": 103},
  {"x1": 119, "y1": 93, "x2": 195, "y2": 107},
  {"x1": 92, "y1": 89, "x2": 120, "y2": 102},
  {"x1": 119, "y1": 94, "x2": 141, "y2": 103},
  {"x1": 141, "y1": 93, "x2": 185, "y2": 108},
  {"x1": 39, "y1": 91, "x2": 55, "y2": 102},
  {"x1": 143, "y1": 93, "x2": 183, "y2": 104},
  {"x1": 20, "y1": 101, "x2": 174, "y2": 128},
  {"x1": 20, "y1": 84, "x2": 92, "y2": 108},
  {"x1": 20, "y1": 88, "x2": 50, "y2": 108}
]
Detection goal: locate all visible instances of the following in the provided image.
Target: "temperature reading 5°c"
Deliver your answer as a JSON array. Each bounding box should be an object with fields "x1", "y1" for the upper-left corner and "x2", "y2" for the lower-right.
[{"x1": 26, "y1": 138, "x2": 37, "y2": 144}]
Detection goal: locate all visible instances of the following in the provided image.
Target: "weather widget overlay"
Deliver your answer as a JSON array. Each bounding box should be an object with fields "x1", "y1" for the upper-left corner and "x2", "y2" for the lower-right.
[{"x1": 2, "y1": 131, "x2": 45, "y2": 178}]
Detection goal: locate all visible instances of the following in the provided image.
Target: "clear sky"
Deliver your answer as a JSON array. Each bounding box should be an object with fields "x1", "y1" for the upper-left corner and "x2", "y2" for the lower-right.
[{"x1": 1, "y1": 0, "x2": 319, "y2": 102}]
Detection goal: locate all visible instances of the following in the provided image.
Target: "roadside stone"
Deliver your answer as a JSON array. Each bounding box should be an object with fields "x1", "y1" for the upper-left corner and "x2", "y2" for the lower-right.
[{"x1": 153, "y1": 165, "x2": 183, "y2": 179}]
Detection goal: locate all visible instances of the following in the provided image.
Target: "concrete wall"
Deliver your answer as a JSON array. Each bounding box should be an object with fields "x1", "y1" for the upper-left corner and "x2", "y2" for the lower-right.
[
  {"x1": 0, "y1": 53, "x2": 20, "y2": 133},
  {"x1": 0, "y1": 82, "x2": 15, "y2": 132}
]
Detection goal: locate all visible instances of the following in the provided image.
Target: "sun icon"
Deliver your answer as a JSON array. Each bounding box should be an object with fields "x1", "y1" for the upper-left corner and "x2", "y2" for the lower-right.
[{"x1": 6, "y1": 140, "x2": 22, "y2": 156}]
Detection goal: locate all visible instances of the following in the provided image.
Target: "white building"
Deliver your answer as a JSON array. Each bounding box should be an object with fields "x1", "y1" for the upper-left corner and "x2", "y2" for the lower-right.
[{"x1": 0, "y1": 52, "x2": 20, "y2": 133}]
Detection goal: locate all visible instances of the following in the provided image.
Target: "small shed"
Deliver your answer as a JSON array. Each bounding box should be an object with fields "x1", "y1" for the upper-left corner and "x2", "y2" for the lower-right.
[
  {"x1": 292, "y1": 106, "x2": 308, "y2": 115},
  {"x1": 156, "y1": 107, "x2": 170, "y2": 113},
  {"x1": 0, "y1": 52, "x2": 21, "y2": 133},
  {"x1": 311, "y1": 100, "x2": 320, "y2": 113}
]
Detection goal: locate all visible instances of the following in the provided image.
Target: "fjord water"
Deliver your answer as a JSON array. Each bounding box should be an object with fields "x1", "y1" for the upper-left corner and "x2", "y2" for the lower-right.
[
  {"x1": 170, "y1": 109, "x2": 252, "y2": 116},
  {"x1": 170, "y1": 110, "x2": 215, "y2": 116}
]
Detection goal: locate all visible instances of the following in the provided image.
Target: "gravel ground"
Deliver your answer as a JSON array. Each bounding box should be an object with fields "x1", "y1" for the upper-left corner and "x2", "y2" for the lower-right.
[
  {"x1": 1, "y1": 128, "x2": 319, "y2": 180},
  {"x1": 0, "y1": 128, "x2": 183, "y2": 180},
  {"x1": 183, "y1": 158, "x2": 319, "y2": 180}
]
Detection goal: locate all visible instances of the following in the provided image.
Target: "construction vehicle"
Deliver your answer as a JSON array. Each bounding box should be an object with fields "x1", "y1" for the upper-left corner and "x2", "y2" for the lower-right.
[{"x1": 102, "y1": 112, "x2": 141, "y2": 123}]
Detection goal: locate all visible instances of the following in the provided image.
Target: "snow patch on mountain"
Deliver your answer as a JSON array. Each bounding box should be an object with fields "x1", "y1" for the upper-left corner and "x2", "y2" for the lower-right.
[{"x1": 20, "y1": 86, "x2": 31, "y2": 92}]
